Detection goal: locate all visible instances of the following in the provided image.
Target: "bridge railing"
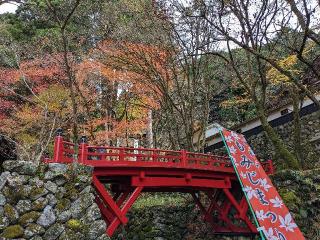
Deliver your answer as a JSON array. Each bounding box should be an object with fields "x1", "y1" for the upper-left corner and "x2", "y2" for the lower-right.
[
  {"x1": 77, "y1": 139, "x2": 231, "y2": 170},
  {"x1": 47, "y1": 131, "x2": 274, "y2": 174},
  {"x1": 51, "y1": 130, "x2": 75, "y2": 163}
]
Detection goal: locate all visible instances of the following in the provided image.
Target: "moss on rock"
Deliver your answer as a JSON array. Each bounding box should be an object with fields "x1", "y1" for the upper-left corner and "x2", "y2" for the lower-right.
[
  {"x1": 60, "y1": 228, "x2": 85, "y2": 240},
  {"x1": 64, "y1": 183, "x2": 79, "y2": 200},
  {"x1": 66, "y1": 219, "x2": 82, "y2": 231},
  {"x1": 30, "y1": 187, "x2": 47, "y2": 200},
  {"x1": 0, "y1": 160, "x2": 108, "y2": 240},
  {"x1": 279, "y1": 190, "x2": 301, "y2": 210},
  {"x1": 4, "y1": 204, "x2": 19, "y2": 223},
  {"x1": 3, "y1": 185, "x2": 30, "y2": 204},
  {"x1": 1, "y1": 225, "x2": 24, "y2": 239},
  {"x1": 56, "y1": 198, "x2": 71, "y2": 212},
  {"x1": 18, "y1": 211, "x2": 41, "y2": 226},
  {"x1": 32, "y1": 197, "x2": 48, "y2": 211}
]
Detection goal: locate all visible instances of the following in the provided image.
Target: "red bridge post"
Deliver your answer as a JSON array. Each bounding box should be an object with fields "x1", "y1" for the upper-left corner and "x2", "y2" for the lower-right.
[
  {"x1": 53, "y1": 128, "x2": 63, "y2": 163},
  {"x1": 119, "y1": 148, "x2": 125, "y2": 162},
  {"x1": 79, "y1": 136, "x2": 88, "y2": 164},
  {"x1": 181, "y1": 149, "x2": 187, "y2": 166}
]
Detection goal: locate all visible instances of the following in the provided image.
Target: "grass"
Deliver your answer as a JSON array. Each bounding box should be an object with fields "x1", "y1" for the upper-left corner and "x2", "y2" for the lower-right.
[{"x1": 132, "y1": 193, "x2": 189, "y2": 209}]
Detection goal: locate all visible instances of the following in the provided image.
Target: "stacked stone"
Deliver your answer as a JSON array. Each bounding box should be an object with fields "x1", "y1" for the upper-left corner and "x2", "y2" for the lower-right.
[
  {"x1": 271, "y1": 169, "x2": 320, "y2": 240},
  {"x1": 0, "y1": 160, "x2": 110, "y2": 240},
  {"x1": 213, "y1": 111, "x2": 320, "y2": 168},
  {"x1": 248, "y1": 111, "x2": 320, "y2": 164},
  {"x1": 115, "y1": 203, "x2": 243, "y2": 240}
]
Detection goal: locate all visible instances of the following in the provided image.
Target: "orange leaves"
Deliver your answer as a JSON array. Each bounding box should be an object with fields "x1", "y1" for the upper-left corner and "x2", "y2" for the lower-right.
[
  {"x1": 98, "y1": 40, "x2": 170, "y2": 75},
  {"x1": 94, "y1": 40, "x2": 170, "y2": 104},
  {"x1": 113, "y1": 118, "x2": 147, "y2": 136},
  {"x1": 73, "y1": 40, "x2": 166, "y2": 145},
  {"x1": 19, "y1": 55, "x2": 66, "y2": 89},
  {"x1": 0, "y1": 99, "x2": 14, "y2": 120},
  {"x1": 0, "y1": 55, "x2": 67, "y2": 126},
  {"x1": 0, "y1": 54, "x2": 66, "y2": 95},
  {"x1": 0, "y1": 54, "x2": 72, "y2": 151},
  {"x1": 87, "y1": 117, "x2": 148, "y2": 145},
  {"x1": 0, "y1": 68, "x2": 20, "y2": 85},
  {"x1": 1, "y1": 39, "x2": 166, "y2": 147}
]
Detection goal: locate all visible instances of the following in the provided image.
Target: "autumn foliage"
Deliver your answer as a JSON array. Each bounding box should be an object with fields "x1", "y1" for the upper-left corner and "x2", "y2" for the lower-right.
[
  {"x1": 76, "y1": 40, "x2": 169, "y2": 145},
  {"x1": 0, "y1": 40, "x2": 166, "y2": 159}
]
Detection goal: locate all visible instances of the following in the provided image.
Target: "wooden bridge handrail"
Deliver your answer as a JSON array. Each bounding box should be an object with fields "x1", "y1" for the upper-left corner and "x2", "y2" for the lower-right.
[{"x1": 48, "y1": 135, "x2": 274, "y2": 174}]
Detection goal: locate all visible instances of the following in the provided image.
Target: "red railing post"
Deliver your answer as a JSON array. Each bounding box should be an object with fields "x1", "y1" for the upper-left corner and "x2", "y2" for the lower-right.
[
  {"x1": 53, "y1": 128, "x2": 64, "y2": 163},
  {"x1": 152, "y1": 150, "x2": 158, "y2": 163},
  {"x1": 119, "y1": 148, "x2": 125, "y2": 162},
  {"x1": 181, "y1": 149, "x2": 187, "y2": 167},
  {"x1": 79, "y1": 136, "x2": 88, "y2": 164}
]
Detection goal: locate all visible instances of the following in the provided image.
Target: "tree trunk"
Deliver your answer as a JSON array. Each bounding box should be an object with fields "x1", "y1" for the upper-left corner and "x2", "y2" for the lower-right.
[
  {"x1": 291, "y1": 88, "x2": 304, "y2": 168},
  {"x1": 257, "y1": 105, "x2": 300, "y2": 169},
  {"x1": 147, "y1": 110, "x2": 153, "y2": 148},
  {"x1": 62, "y1": 33, "x2": 78, "y2": 144}
]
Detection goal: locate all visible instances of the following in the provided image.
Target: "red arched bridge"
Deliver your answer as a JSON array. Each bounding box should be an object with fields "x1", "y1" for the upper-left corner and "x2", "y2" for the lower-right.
[{"x1": 45, "y1": 130, "x2": 274, "y2": 237}]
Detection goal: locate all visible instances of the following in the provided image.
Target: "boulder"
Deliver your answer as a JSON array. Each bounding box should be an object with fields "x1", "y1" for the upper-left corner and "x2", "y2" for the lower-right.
[
  {"x1": 0, "y1": 193, "x2": 6, "y2": 206},
  {"x1": 44, "y1": 181, "x2": 58, "y2": 193},
  {"x1": 1, "y1": 224, "x2": 24, "y2": 239},
  {"x1": 46, "y1": 194, "x2": 57, "y2": 207},
  {"x1": 0, "y1": 216, "x2": 9, "y2": 231},
  {"x1": 4, "y1": 203, "x2": 19, "y2": 224},
  {"x1": 84, "y1": 203, "x2": 101, "y2": 222},
  {"x1": 37, "y1": 205, "x2": 56, "y2": 228},
  {"x1": 16, "y1": 200, "x2": 32, "y2": 214},
  {"x1": 19, "y1": 211, "x2": 41, "y2": 226},
  {"x1": 57, "y1": 210, "x2": 71, "y2": 223},
  {"x1": 43, "y1": 223, "x2": 64, "y2": 240},
  {"x1": 7, "y1": 173, "x2": 30, "y2": 186},
  {"x1": 44, "y1": 164, "x2": 68, "y2": 180},
  {"x1": 0, "y1": 171, "x2": 10, "y2": 191},
  {"x1": 3, "y1": 161, "x2": 38, "y2": 175},
  {"x1": 86, "y1": 220, "x2": 106, "y2": 240},
  {"x1": 24, "y1": 223, "x2": 45, "y2": 239},
  {"x1": 29, "y1": 177, "x2": 44, "y2": 188},
  {"x1": 59, "y1": 228, "x2": 85, "y2": 240},
  {"x1": 70, "y1": 193, "x2": 94, "y2": 218},
  {"x1": 32, "y1": 197, "x2": 49, "y2": 211},
  {"x1": 30, "y1": 187, "x2": 48, "y2": 201},
  {"x1": 30, "y1": 236, "x2": 43, "y2": 240}
]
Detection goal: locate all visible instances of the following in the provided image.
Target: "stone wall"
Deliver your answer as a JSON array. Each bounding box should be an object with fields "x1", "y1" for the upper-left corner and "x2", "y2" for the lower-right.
[
  {"x1": 247, "y1": 111, "x2": 320, "y2": 168},
  {"x1": 271, "y1": 169, "x2": 320, "y2": 240},
  {"x1": 0, "y1": 160, "x2": 110, "y2": 240},
  {"x1": 111, "y1": 202, "x2": 241, "y2": 240}
]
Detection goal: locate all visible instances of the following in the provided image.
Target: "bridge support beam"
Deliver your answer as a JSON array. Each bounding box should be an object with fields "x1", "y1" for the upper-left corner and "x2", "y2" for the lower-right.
[
  {"x1": 191, "y1": 188, "x2": 257, "y2": 235},
  {"x1": 92, "y1": 175, "x2": 143, "y2": 236},
  {"x1": 132, "y1": 176, "x2": 231, "y2": 188}
]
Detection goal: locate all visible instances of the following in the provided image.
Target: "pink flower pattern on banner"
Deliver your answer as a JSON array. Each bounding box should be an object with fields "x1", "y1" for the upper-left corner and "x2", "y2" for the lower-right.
[{"x1": 222, "y1": 129, "x2": 305, "y2": 240}]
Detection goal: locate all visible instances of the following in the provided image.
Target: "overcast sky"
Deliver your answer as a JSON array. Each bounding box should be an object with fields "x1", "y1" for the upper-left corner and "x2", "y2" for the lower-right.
[{"x1": 0, "y1": 3, "x2": 18, "y2": 14}]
